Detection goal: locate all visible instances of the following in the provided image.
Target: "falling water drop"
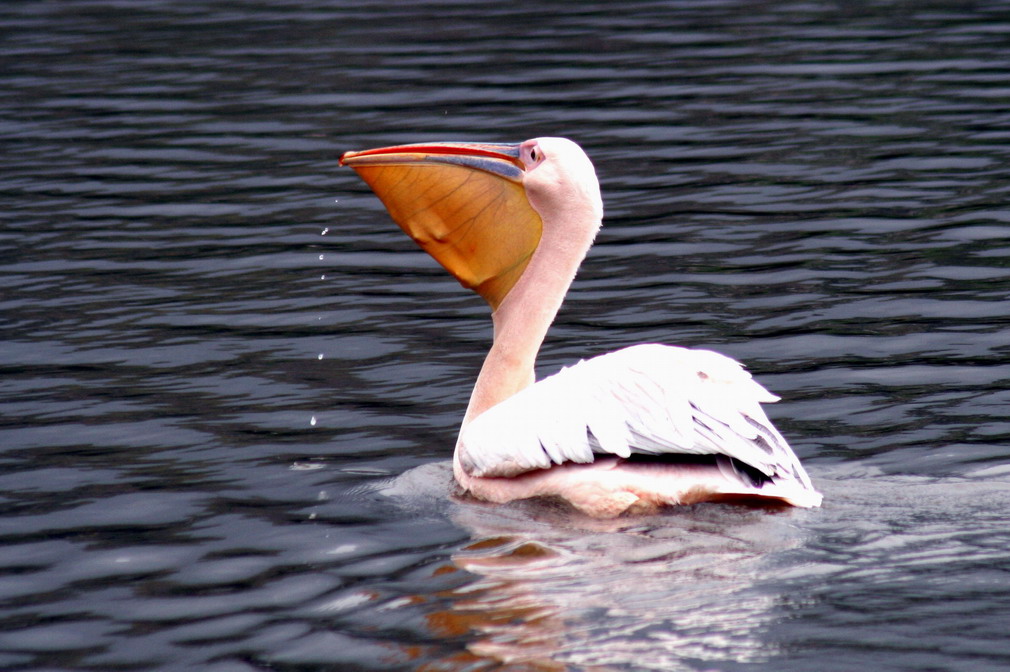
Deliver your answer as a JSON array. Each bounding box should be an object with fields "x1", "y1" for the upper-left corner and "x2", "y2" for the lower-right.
[
  {"x1": 321, "y1": 227, "x2": 329, "y2": 235},
  {"x1": 310, "y1": 416, "x2": 317, "y2": 426}
]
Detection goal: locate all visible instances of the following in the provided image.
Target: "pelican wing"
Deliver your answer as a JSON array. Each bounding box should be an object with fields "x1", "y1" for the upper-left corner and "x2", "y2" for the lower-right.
[{"x1": 457, "y1": 344, "x2": 815, "y2": 492}]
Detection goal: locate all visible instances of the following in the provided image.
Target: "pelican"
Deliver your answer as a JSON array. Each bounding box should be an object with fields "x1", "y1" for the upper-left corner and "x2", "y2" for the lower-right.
[{"x1": 340, "y1": 137, "x2": 822, "y2": 517}]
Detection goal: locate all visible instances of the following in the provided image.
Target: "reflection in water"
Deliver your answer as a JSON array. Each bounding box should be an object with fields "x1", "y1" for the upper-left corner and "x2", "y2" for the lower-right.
[
  {"x1": 393, "y1": 464, "x2": 803, "y2": 670},
  {"x1": 384, "y1": 465, "x2": 1010, "y2": 672}
]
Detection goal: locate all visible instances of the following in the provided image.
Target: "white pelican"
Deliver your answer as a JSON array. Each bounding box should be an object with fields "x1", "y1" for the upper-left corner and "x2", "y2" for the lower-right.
[{"x1": 340, "y1": 137, "x2": 822, "y2": 517}]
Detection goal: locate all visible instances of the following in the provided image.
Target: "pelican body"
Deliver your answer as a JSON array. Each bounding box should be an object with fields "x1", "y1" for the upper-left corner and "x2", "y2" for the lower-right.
[{"x1": 341, "y1": 138, "x2": 821, "y2": 517}]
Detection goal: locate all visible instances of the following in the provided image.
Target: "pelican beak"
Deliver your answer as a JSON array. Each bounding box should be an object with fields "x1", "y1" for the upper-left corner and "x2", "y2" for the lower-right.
[{"x1": 340, "y1": 142, "x2": 541, "y2": 310}]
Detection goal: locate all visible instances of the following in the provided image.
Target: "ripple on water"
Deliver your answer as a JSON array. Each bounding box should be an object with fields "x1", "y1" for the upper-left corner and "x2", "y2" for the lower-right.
[{"x1": 3, "y1": 0, "x2": 1010, "y2": 670}]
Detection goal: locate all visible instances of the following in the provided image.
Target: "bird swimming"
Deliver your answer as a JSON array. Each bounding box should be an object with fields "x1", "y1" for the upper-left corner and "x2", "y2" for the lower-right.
[{"x1": 340, "y1": 137, "x2": 821, "y2": 517}]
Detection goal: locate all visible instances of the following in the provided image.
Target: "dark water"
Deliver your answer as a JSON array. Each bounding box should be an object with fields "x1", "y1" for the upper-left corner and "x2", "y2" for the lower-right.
[{"x1": 4, "y1": 1, "x2": 1010, "y2": 670}]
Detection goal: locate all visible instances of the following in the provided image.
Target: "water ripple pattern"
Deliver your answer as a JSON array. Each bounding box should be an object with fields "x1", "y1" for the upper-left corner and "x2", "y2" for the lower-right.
[{"x1": 2, "y1": 1, "x2": 1010, "y2": 671}]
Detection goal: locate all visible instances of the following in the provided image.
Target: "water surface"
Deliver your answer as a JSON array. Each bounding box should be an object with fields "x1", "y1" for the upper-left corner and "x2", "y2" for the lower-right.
[{"x1": 3, "y1": 1, "x2": 1010, "y2": 670}]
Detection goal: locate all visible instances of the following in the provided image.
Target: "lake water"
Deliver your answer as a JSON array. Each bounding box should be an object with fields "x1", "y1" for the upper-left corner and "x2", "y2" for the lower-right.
[{"x1": 4, "y1": 1, "x2": 1010, "y2": 670}]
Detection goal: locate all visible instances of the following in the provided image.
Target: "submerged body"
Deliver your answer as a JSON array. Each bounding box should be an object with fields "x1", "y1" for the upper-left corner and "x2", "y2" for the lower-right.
[
  {"x1": 341, "y1": 137, "x2": 821, "y2": 517},
  {"x1": 455, "y1": 456, "x2": 796, "y2": 518}
]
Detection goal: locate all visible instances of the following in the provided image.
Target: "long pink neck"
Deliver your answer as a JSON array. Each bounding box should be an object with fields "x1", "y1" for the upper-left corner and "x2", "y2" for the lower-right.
[{"x1": 459, "y1": 204, "x2": 600, "y2": 431}]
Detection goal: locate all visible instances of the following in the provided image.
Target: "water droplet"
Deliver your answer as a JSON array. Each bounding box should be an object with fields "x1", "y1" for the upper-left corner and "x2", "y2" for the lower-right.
[
  {"x1": 309, "y1": 416, "x2": 317, "y2": 426},
  {"x1": 317, "y1": 353, "x2": 324, "y2": 360},
  {"x1": 321, "y1": 227, "x2": 329, "y2": 235},
  {"x1": 319, "y1": 254, "x2": 324, "y2": 261},
  {"x1": 320, "y1": 274, "x2": 326, "y2": 280}
]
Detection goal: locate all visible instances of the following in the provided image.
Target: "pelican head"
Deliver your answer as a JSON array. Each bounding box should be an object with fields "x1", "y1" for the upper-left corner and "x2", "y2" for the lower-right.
[
  {"x1": 516, "y1": 137, "x2": 603, "y2": 226},
  {"x1": 339, "y1": 138, "x2": 601, "y2": 311}
]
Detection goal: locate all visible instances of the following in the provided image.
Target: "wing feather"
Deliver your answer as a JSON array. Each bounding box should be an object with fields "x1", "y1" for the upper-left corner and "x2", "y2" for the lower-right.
[{"x1": 457, "y1": 344, "x2": 815, "y2": 492}]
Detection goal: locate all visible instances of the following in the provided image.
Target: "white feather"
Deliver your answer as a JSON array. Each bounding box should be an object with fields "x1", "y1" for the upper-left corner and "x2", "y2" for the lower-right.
[{"x1": 457, "y1": 343, "x2": 815, "y2": 493}]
